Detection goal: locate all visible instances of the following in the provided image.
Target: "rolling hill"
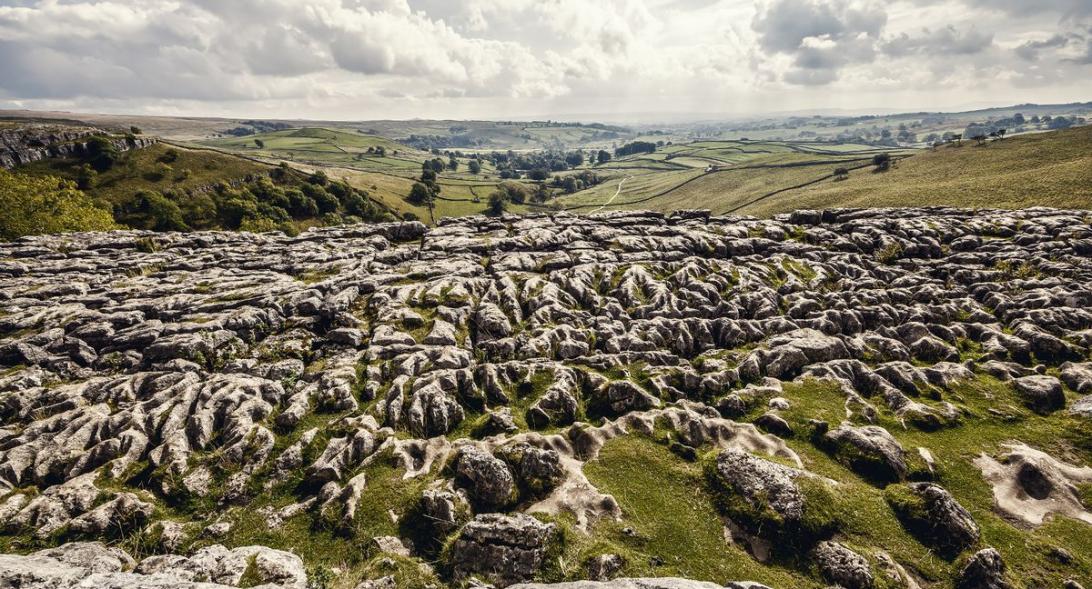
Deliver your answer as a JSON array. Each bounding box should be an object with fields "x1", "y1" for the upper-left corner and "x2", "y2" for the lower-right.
[
  {"x1": 561, "y1": 126, "x2": 1092, "y2": 216},
  {"x1": 12, "y1": 140, "x2": 394, "y2": 234},
  {"x1": 740, "y1": 124, "x2": 1092, "y2": 216}
]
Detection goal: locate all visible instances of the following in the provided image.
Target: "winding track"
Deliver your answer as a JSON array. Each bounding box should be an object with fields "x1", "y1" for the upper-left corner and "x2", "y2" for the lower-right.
[{"x1": 588, "y1": 175, "x2": 631, "y2": 213}]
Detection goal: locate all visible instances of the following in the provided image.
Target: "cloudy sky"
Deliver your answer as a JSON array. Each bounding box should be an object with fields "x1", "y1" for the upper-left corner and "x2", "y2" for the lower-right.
[{"x1": 0, "y1": 0, "x2": 1090, "y2": 122}]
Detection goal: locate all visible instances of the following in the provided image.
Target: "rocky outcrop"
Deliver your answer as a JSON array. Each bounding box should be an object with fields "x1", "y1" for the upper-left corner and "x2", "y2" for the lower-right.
[
  {"x1": 886, "y1": 482, "x2": 980, "y2": 558},
  {"x1": 448, "y1": 513, "x2": 557, "y2": 587},
  {"x1": 974, "y1": 443, "x2": 1092, "y2": 526},
  {"x1": 821, "y1": 423, "x2": 908, "y2": 484},
  {"x1": 1012, "y1": 375, "x2": 1066, "y2": 414},
  {"x1": 0, "y1": 542, "x2": 306, "y2": 588},
  {"x1": 811, "y1": 541, "x2": 874, "y2": 589},
  {"x1": 0, "y1": 125, "x2": 157, "y2": 169},
  {"x1": 956, "y1": 548, "x2": 1011, "y2": 589}
]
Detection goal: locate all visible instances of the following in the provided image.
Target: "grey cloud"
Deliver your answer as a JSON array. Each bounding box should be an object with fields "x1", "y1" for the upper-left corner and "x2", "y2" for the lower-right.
[
  {"x1": 962, "y1": 0, "x2": 1092, "y2": 18},
  {"x1": 752, "y1": 0, "x2": 887, "y2": 85},
  {"x1": 330, "y1": 35, "x2": 398, "y2": 75},
  {"x1": 752, "y1": 0, "x2": 887, "y2": 53},
  {"x1": 0, "y1": 0, "x2": 1089, "y2": 118},
  {"x1": 1068, "y1": 35, "x2": 1092, "y2": 64},
  {"x1": 882, "y1": 26, "x2": 993, "y2": 57},
  {"x1": 1014, "y1": 35, "x2": 1070, "y2": 61}
]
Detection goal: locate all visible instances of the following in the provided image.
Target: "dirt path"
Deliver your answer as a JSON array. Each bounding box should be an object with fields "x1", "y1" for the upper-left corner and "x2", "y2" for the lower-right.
[{"x1": 589, "y1": 176, "x2": 631, "y2": 213}]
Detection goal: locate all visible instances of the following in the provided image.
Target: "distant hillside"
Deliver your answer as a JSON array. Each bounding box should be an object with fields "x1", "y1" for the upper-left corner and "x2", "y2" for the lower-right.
[
  {"x1": 741, "y1": 125, "x2": 1092, "y2": 216},
  {"x1": 202, "y1": 127, "x2": 424, "y2": 171},
  {"x1": 13, "y1": 141, "x2": 394, "y2": 235},
  {"x1": 558, "y1": 127, "x2": 1092, "y2": 216}
]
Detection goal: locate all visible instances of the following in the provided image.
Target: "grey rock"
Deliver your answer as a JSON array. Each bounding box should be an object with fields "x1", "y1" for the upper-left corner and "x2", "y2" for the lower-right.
[
  {"x1": 585, "y1": 554, "x2": 625, "y2": 581},
  {"x1": 891, "y1": 482, "x2": 979, "y2": 557},
  {"x1": 453, "y1": 446, "x2": 517, "y2": 510},
  {"x1": 708, "y1": 448, "x2": 807, "y2": 529},
  {"x1": 449, "y1": 513, "x2": 557, "y2": 587},
  {"x1": 811, "y1": 540, "x2": 873, "y2": 589},
  {"x1": 822, "y1": 424, "x2": 907, "y2": 484},
  {"x1": 956, "y1": 548, "x2": 1010, "y2": 589},
  {"x1": 1013, "y1": 375, "x2": 1066, "y2": 414}
]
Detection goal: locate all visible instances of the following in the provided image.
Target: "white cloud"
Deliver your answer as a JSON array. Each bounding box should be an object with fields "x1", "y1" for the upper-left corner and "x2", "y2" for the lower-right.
[{"x1": 0, "y1": 0, "x2": 1088, "y2": 119}]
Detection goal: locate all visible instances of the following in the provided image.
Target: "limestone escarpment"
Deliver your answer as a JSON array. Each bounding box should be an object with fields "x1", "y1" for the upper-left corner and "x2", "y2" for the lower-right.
[
  {"x1": 0, "y1": 125, "x2": 157, "y2": 169},
  {"x1": 1, "y1": 208, "x2": 1091, "y2": 588}
]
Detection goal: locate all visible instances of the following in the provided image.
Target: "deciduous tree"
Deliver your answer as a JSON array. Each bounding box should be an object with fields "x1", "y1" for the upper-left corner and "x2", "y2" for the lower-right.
[{"x1": 0, "y1": 170, "x2": 116, "y2": 239}]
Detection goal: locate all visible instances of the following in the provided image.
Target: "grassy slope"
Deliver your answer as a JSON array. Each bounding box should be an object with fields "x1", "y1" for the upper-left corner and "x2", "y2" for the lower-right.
[
  {"x1": 574, "y1": 375, "x2": 1092, "y2": 588},
  {"x1": 208, "y1": 127, "x2": 409, "y2": 154},
  {"x1": 562, "y1": 152, "x2": 875, "y2": 213},
  {"x1": 561, "y1": 127, "x2": 1091, "y2": 216},
  {"x1": 208, "y1": 127, "x2": 551, "y2": 222},
  {"x1": 328, "y1": 166, "x2": 538, "y2": 222},
  {"x1": 204, "y1": 128, "x2": 427, "y2": 172},
  {"x1": 16, "y1": 142, "x2": 268, "y2": 207},
  {"x1": 579, "y1": 436, "x2": 819, "y2": 587},
  {"x1": 741, "y1": 125, "x2": 1092, "y2": 216}
]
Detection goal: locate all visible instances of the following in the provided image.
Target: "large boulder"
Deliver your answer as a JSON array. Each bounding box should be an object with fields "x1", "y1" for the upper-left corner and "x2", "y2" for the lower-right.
[
  {"x1": 1060, "y1": 362, "x2": 1092, "y2": 394},
  {"x1": 956, "y1": 548, "x2": 1011, "y2": 589},
  {"x1": 885, "y1": 482, "x2": 979, "y2": 558},
  {"x1": 1013, "y1": 375, "x2": 1066, "y2": 414},
  {"x1": 447, "y1": 513, "x2": 557, "y2": 587},
  {"x1": 705, "y1": 449, "x2": 835, "y2": 546},
  {"x1": 452, "y1": 446, "x2": 518, "y2": 511},
  {"x1": 497, "y1": 442, "x2": 566, "y2": 497},
  {"x1": 821, "y1": 424, "x2": 908, "y2": 484}
]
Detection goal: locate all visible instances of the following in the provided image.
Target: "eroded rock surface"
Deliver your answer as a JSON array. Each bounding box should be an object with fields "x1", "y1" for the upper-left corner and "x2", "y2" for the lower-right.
[{"x1": 2, "y1": 208, "x2": 1092, "y2": 587}]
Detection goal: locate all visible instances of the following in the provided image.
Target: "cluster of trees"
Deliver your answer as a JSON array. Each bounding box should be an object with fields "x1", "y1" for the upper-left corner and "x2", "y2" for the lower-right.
[
  {"x1": 114, "y1": 165, "x2": 388, "y2": 234},
  {"x1": 404, "y1": 133, "x2": 483, "y2": 150},
  {"x1": 956, "y1": 113, "x2": 1084, "y2": 144},
  {"x1": 222, "y1": 120, "x2": 292, "y2": 137},
  {"x1": 486, "y1": 181, "x2": 533, "y2": 215},
  {"x1": 613, "y1": 141, "x2": 657, "y2": 157},
  {"x1": 474, "y1": 150, "x2": 587, "y2": 180},
  {"x1": 404, "y1": 148, "x2": 606, "y2": 211},
  {"x1": 552, "y1": 170, "x2": 601, "y2": 194},
  {"x1": 0, "y1": 169, "x2": 117, "y2": 239},
  {"x1": 408, "y1": 161, "x2": 444, "y2": 208}
]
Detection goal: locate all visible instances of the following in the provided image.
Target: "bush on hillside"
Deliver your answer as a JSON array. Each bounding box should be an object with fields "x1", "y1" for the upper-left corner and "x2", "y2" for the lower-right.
[{"x1": 0, "y1": 169, "x2": 117, "y2": 239}]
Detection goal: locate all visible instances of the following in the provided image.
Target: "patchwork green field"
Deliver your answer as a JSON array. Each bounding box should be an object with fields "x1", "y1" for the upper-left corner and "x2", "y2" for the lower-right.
[
  {"x1": 559, "y1": 140, "x2": 907, "y2": 214},
  {"x1": 203, "y1": 128, "x2": 427, "y2": 172},
  {"x1": 559, "y1": 126, "x2": 1092, "y2": 216}
]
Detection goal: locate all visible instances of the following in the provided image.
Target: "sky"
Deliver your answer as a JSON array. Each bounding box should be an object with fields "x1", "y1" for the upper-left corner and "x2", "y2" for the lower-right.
[{"x1": 0, "y1": 0, "x2": 1090, "y2": 122}]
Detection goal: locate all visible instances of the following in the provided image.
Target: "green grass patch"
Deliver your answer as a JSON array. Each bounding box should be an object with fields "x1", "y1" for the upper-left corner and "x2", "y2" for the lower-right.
[{"x1": 579, "y1": 434, "x2": 819, "y2": 586}]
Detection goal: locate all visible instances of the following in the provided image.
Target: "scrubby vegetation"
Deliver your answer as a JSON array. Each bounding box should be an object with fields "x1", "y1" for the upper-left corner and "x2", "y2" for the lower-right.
[
  {"x1": 0, "y1": 168, "x2": 117, "y2": 239},
  {"x1": 12, "y1": 143, "x2": 394, "y2": 235}
]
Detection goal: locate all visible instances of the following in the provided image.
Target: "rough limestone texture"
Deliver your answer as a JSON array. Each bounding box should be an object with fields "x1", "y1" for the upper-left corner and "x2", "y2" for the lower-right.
[
  {"x1": 1, "y1": 207, "x2": 1092, "y2": 587},
  {"x1": 0, "y1": 541, "x2": 305, "y2": 588},
  {"x1": 0, "y1": 125, "x2": 157, "y2": 169}
]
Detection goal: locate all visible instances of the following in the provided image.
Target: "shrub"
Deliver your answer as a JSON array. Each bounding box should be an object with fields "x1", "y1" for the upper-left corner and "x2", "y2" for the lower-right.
[
  {"x1": 239, "y1": 217, "x2": 279, "y2": 233},
  {"x1": 487, "y1": 191, "x2": 508, "y2": 215},
  {"x1": 872, "y1": 152, "x2": 891, "y2": 171},
  {"x1": 85, "y1": 136, "x2": 119, "y2": 172},
  {"x1": 876, "y1": 242, "x2": 903, "y2": 264},
  {"x1": 0, "y1": 170, "x2": 117, "y2": 239},
  {"x1": 407, "y1": 182, "x2": 433, "y2": 205}
]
